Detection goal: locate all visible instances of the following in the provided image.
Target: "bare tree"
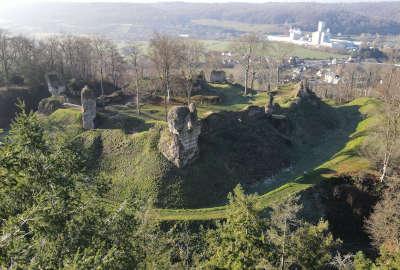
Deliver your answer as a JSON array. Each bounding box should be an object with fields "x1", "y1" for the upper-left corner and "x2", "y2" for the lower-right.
[
  {"x1": 329, "y1": 252, "x2": 354, "y2": 270},
  {"x1": 93, "y1": 37, "x2": 109, "y2": 96},
  {"x1": 180, "y1": 39, "x2": 204, "y2": 105},
  {"x1": 366, "y1": 177, "x2": 400, "y2": 250},
  {"x1": 0, "y1": 30, "x2": 17, "y2": 88},
  {"x1": 46, "y1": 36, "x2": 60, "y2": 71},
  {"x1": 232, "y1": 33, "x2": 260, "y2": 95},
  {"x1": 105, "y1": 43, "x2": 124, "y2": 90},
  {"x1": 149, "y1": 33, "x2": 180, "y2": 120},
  {"x1": 126, "y1": 46, "x2": 143, "y2": 115},
  {"x1": 377, "y1": 69, "x2": 400, "y2": 182}
]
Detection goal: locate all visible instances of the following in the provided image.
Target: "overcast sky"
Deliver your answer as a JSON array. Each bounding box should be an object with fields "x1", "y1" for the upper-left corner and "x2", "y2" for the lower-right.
[
  {"x1": 1, "y1": 0, "x2": 398, "y2": 4},
  {"x1": 1, "y1": 0, "x2": 398, "y2": 8}
]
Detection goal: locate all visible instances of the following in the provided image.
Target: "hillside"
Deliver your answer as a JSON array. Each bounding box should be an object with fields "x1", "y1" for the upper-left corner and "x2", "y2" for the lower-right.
[
  {"x1": 54, "y1": 103, "x2": 293, "y2": 208},
  {"x1": 38, "y1": 82, "x2": 378, "y2": 216},
  {"x1": 157, "y1": 97, "x2": 380, "y2": 220},
  {"x1": 1, "y1": 2, "x2": 400, "y2": 40}
]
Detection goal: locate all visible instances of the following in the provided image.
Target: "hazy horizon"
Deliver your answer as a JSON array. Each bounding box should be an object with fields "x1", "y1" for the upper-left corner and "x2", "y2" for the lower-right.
[{"x1": 2, "y1": 0, "x2": 400, "y2": 7}]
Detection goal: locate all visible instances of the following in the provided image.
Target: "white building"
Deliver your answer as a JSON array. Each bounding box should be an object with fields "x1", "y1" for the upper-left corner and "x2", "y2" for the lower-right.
[
  {"x1": 267, "y1": 21, "x2": 360, "y2": 50},
  {"x1": 289, "y1": 28, "x2": 302, "y2": 41},
  {"x1": 312, "y1": 21, "x2": 331, "y2": 46}
]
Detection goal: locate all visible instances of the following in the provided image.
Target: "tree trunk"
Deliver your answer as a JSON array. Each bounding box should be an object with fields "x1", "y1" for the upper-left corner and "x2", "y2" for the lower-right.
[
  {"x1": 250, "y1": 71, "x2": 255, "y2": 93},
  {"x1": 165, "y1": 69, "x2": 171, "y2": 103},
  {"x1": 187, "y1": 81, "x2": 192, "y2": 106},
  {"x1": 280, "y1": 218, "x2": 287, "y2": 270},
  {"x1": 380, "y1": 154, "x2": 390, "y2": 182},
  {"x1": 100, "y1": 67, "x2": 104, "y2": 96},
  {"x1": 244, "y1": 67, "x2": 249, "y2": 95},
  {"x1": 135, "y1": 75, "x2": 140, "y2": 115},
  {"x1": 164, "y1": 93, "x2": 168, "y2": 122},
  {"x1": 276, "y1": 66, "x2": 280, "y2": 87}
]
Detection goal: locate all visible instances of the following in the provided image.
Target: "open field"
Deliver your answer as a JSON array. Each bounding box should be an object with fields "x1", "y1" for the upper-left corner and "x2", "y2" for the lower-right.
[
  {"x1": 192, "y1": 19, "x2": 288, "y2": 34},
  {"x1": 200, "y1": 39, "x2": 347, "y2": 59},
  {"x1": 133, "y1": 39, "x2": 346, "y2": 60}
]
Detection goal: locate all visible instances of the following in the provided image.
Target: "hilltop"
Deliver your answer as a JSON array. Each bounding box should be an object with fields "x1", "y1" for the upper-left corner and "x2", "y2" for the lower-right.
[{"x1": 39, "y1": 82, "x2": 379, "y2": 217}]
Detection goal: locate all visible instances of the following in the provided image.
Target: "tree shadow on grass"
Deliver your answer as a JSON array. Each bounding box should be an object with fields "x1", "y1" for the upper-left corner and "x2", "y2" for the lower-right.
[
  {"x1": 96, "y1": 105, "x2": 154, "y2": 134},
  {"x1": 247, "y1": 100, "x2": 364, "y2": 196},
  {"x1": 210, "y1": 83, "x2": 258, "y2": 107},
  {"x1": 175, "y1": 97, "x2": 365, "y2": 209}
]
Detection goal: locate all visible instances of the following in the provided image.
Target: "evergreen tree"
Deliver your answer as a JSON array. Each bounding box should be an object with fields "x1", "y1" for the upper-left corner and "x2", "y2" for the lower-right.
[
  {"x1": 289, "y1": 220, "x2": 340, "y2": 270},
  {"x1": 0, "y1": 104, "x2": 148, "y2": 269},
  {"x1": 205, "y1": 185, "x2": 270, "y2": 270}
]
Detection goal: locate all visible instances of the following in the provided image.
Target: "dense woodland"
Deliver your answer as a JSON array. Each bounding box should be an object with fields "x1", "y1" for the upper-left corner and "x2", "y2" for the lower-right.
[{"x1": 1, "y1": 6, "x2": 400, "y2": 268}]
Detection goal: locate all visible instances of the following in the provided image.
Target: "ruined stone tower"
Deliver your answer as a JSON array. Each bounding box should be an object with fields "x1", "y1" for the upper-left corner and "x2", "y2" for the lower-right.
[
  {"x1": 265, "y1": 84, "x2": 274, "y2": 115},
  {"x1": 296, "y1": 79, "x2": 312, "y2": 99},
  {"x1": 81, "y1": 86, "x2": 96, "y2": 130},
  {"x1": 159, "y1": 103, "x2": 201, "y2": 168},
  {"x1": 45, "y1": 72, "x2": 66, "y2": 96}
]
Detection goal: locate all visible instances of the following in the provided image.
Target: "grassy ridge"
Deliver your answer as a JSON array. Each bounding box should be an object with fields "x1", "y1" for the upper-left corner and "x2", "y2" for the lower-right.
[{"x1": 154, "y1": 97, "x2": 380, "y2": 220}]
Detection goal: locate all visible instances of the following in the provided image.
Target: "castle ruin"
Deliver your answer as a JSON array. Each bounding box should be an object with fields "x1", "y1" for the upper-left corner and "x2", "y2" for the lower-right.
[
  {"x1": 210, "y1": 70, "x2": 226, "y2": 84},
  {"x1": 81, "y1": 86, "x2": 96, "y2": 130},
  {"x1": 45, "y1": 72, "x2": 66, "y2": 96},
  {"x1": 159, "y1": 103, "x2": 201, "y2": 168}
]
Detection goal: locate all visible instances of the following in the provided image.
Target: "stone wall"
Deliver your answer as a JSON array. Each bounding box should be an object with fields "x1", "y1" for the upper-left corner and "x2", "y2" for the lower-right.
[
  {"x1": 45, "y1": 72, "x2": 66, "y2": 96},
  {"x1": 81, "y1": 86, "x2": 96, "y2": 130},
  {"x1": 295, "y1": 79, "x2": 319, "y2": 106},
  {"x1": 210, "y1": 70, "x2": 226, "y2": 83},
  {"x1": 159, "y1": 103, "x2": 201, "y2": 168}
]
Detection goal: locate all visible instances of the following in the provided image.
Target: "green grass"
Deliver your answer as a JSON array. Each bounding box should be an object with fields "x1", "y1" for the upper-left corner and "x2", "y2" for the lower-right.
[
  {"x1": 154, "y1": 97, "x2": 381, "y2": 221},
  {"x1": 55, "y1": 83, "x2": 297, "y2": 209},
  {"x1": 122, "y1": 83, "x2": 288, "y2": 122},
  {"x1": 41, "y1": 107, "x2": 82, "y2": 134},
  {"x1": 42, "y1": 84, "x2": 380, "y2": 221},
  {"x1": 80, "y1": 124, "x2": 178, "y2": 204},
  {"x1": 199, "y1": 39, "x2": 346, "y2": 59},
  {"x1": 192, "y1": 19, "x2": 287, "y2": 34},
  {"x1": 133, "y1": 39, "x2": 346, "y2": 60}
]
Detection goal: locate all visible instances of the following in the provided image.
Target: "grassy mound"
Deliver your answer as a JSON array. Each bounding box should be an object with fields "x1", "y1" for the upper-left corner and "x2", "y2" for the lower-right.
[
  {"x1": 80, "y1": 124, "x2": 177, "y2": 205},
  {"x1": 42, "y1": 107, "x2": 82, "y2": 136},
  {"x1": 78, "y1": 112, "x2": 293, "y2": 208},
  {"x1": 39, "y1": 83, "x2": 375, "y2": 220},
  {"x1": 155, "y1": 97, "x2": 380, "y2": 220}
]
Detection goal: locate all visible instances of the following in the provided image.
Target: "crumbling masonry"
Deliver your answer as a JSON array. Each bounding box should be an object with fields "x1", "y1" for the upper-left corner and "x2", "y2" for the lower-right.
[
  {"x1": 159, "y1": 103, "x2": 201, "y2": 168},
  {"x1": 81, "y1": 86, "x2": 96, "y2": 130}
]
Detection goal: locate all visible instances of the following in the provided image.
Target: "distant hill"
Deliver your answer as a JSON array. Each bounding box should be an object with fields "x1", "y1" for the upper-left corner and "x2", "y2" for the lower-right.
[{"x1": 1, "y1": 2, "x2": 400, "y2": 40}]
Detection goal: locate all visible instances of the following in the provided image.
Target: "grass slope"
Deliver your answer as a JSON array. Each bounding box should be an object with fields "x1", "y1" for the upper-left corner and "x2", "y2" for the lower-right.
[
  {"x1": 42, "y1": 84, "x2": 296, "y2": 209},
  {"x1": 40, "y1": 85, "x2": 379, "y2": 221},
  {"x1": 154, "y1": 97, "x2": 380, "y2": 220},
  {"x1": 79, "y1": 112, "x2": 292, "y2": 208}
]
